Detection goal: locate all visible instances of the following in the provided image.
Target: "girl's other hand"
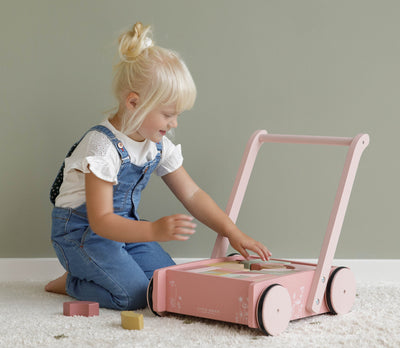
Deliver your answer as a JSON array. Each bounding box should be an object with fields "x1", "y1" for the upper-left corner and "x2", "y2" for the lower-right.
[
  {"x1": 151, "y1": 214, "x2": 196, "y2": 242},
  {"x1": 228, "y1": 231, "x2": 272, "y2": 261}
]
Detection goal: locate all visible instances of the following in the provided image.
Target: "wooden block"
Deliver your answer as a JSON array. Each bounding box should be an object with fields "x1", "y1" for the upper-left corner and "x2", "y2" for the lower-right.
[
  {"x1": 240, "y1": 260, "x2": 261, "y2": 269},
  {"x1": 63, "y1": 301, "x2": 99, "y2": 317},
  {"x1": 121, "y1": 311, "x2": 144, "y2": 330},
  {"x1": 208, "y1": 261, "x2": 245, "y2": 270},
  {"x1": 250, "y1": 262, "x2": 295, "y2": 271}
]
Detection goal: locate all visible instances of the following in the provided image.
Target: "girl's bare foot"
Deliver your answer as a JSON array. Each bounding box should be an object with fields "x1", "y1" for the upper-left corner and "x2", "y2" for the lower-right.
[{"x1": 45, "y1": 272, "x2": 68, "y2": 295}]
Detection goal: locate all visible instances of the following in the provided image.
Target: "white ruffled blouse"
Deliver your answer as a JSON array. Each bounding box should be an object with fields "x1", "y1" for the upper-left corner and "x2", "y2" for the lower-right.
[{"x1": 55, "y1": 119, "x2": 183, "y2": 208}]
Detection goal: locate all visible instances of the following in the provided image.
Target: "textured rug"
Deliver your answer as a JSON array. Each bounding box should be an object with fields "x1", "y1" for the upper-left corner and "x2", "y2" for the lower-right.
[{"x1": 0, "y1": 281, "x2": 399, "y2": 348}]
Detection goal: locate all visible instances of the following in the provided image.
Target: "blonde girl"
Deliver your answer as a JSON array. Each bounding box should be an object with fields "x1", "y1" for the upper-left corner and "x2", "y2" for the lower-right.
[{"x1": 46, "y1": 22, "x2": 271, "y2": 310}]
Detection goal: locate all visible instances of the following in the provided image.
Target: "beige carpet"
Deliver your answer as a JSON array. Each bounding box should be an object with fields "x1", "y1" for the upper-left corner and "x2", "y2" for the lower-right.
[{"x1": 0, "y1": 280, "x2": 399, "y2": 347}]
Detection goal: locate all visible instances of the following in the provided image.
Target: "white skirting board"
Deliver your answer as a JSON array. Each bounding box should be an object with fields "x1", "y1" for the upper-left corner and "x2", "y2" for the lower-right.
[{"x1": 0, "y1": 258, "x2": 399, "y2": 283}]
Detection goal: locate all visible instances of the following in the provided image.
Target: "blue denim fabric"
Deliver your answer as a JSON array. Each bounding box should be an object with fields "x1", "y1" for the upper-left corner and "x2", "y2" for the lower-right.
[{"x1": 51, "y1": 125, "x2": 175, "y2": 310}]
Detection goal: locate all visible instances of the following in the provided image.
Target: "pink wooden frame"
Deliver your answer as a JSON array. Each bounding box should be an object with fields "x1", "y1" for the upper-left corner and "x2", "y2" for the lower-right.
[{"x1": 211, "y1": 130, "x2": 369, "y2": 313}]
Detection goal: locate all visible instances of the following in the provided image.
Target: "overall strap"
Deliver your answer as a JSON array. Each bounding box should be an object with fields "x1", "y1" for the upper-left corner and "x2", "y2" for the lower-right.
[
  {"x1": 155, "y1": 141, "x2": 163, "y2": 154},
  {"x1": 50, "y1": 127, "x2": 93, "y2": 204},
  {"x1": 90, "y1": 125, "x2": 130, "y2": 164},
  {"x1": 49, "y1": 125, "x2": 130, "y2": 205}
]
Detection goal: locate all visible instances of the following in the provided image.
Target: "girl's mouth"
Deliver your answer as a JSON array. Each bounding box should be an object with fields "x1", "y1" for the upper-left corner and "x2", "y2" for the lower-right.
[{"x1": 159, "y1": 130, "x2": 166, "y2": 136}]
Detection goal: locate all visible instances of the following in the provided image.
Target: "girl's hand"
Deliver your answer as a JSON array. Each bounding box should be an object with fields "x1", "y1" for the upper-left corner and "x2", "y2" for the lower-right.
[
  {"x1": 228, "y1": 230, "x2": 272, "y2": 261},
  {"x1": 151, "y1": 214, "x2": 196, "y2": 242}
]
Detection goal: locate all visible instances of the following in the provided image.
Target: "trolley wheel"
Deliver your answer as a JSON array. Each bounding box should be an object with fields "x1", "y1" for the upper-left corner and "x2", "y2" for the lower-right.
[
  {"x1": 257, "y1": 284, "x2": 292, "y2": 336},
  {"x1": 147, "y1": 278, "x2": 161, "y2": 317},
  {"x1": 326, "y1": 267, "x2": 356, "y2": 315}
]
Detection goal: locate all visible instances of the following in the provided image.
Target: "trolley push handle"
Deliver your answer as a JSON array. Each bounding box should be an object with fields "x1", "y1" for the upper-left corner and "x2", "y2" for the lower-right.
[
  {"x1": 258, "y1": 134, "x2": 353, "y2": 146},
  {"x1": 211, "y1": 130, "x2": 369, "y2": 313},
  {"x1": 211, "y1": 131, "x2": 362, "y2": 258}
]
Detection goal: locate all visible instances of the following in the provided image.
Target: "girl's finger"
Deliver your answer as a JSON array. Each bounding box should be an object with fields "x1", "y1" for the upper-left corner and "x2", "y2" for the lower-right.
[
  {"x1": 175, "y1": 220, "x2": 197, "y2": 229},
  {"x1": 173, "y1": 214, "x2": 194, "y2": 221},
  {"x1": 237, "y1": 247, "x2": 250, "y2": 260},
  {"x1": 174, "y1": 227, "x2": 196, "y2": 235},
  {"x1": 173, "y1": 234, "x2": 191, "y2": 241}
]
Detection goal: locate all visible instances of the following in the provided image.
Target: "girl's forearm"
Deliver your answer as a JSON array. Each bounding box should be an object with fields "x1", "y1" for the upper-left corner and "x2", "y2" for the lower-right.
[
  {"x1": 85, "y1": 171, "x2": 157, "y2": 243},
  {"x1": 162, "y1": 167, "x2": 240, "y2": 238},
  {"x1": 89, "y1": 212, "x2": 155, "y2": 243},
  {"x1": 181, "y1": 188, "x2": 238, "y2": 238},
  {"x1": 162, "y1": 167, "x2": 271, "y2": 260},
  {"x1": 182, "y1": 188, "x2": 271, "y2": 261},
  {"x1": 89, "y1": 211, "x2": 196, "y2": 243}
]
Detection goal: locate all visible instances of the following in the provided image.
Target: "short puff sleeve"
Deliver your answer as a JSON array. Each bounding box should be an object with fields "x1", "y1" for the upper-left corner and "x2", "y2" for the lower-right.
[
  {"x1": 63, "y1": 131, "x2": 121, "y2": 184},
  {"x1": 155, "y1": 137, "x2": 183, "y2": 176}
]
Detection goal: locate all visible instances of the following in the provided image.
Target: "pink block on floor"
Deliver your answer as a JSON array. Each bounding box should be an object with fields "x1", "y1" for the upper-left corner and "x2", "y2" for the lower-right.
[{"x1": 63, "y1": 301, "x2": 99, "y2": 317}]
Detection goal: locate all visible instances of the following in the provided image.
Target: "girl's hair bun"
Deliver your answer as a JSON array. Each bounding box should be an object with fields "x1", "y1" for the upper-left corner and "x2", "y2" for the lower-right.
[
  {"x1": 118, "y1": 22, "x2": 153, "y2": 63},
  {"x1": 112, "y1": 21, "x2": 196, "y2": 135}
]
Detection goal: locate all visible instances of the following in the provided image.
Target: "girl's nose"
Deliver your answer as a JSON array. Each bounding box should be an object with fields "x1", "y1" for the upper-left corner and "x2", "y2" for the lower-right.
[{"x1": 169, "y1": 116, "x2": 178, "y2": 129}]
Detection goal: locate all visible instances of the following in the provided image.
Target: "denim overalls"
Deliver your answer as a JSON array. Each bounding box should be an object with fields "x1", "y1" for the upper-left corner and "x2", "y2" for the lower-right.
[{"x1": 50, "y1": 125, "x2": 175, "y2": 310}]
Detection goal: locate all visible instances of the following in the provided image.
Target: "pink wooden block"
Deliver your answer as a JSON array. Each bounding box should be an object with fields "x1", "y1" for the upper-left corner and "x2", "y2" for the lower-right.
[{"x1": 63, "y1": 301, "x2": 99, "y2": 317}]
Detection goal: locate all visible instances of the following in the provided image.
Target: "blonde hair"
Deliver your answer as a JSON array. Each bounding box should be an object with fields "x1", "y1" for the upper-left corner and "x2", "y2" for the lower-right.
[{"x1": 112, "y1": 22, "x2": 197, "y2": 135}]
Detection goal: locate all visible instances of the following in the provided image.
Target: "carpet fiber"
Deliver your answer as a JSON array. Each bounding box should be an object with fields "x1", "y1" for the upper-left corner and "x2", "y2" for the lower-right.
[{"x1": 0, "y1": 281, "x2": 399, "y2": 347}]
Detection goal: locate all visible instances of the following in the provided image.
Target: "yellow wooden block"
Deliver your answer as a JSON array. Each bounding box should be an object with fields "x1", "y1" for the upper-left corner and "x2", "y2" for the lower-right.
[{"x1": 121, "y1": 311, "x2": 144, "y2": 330}]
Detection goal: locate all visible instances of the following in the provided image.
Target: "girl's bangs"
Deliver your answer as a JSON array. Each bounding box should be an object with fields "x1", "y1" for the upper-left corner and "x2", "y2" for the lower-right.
[{"x1": 155, "y1": 57, "x2": 196, "y2": 114}]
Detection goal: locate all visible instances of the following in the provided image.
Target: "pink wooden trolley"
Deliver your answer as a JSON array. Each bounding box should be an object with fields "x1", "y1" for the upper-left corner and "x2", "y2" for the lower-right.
[{"x1": 147, "y1": 130, "x2": 369, "y2": 335}]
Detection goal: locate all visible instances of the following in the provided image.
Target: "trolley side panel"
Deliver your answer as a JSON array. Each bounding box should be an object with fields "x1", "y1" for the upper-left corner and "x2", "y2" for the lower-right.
[{"x1": 164, "y1": 270, "x2": 252, "y2": 325}]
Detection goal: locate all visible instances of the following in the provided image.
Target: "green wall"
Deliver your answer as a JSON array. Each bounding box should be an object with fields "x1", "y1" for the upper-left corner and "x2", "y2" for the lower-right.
[{"x1": 1, "y1": 0, "x2": 398, "y2": 259}]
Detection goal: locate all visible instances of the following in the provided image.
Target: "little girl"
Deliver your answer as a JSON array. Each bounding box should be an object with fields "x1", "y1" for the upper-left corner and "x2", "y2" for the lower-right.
[{"x1": 45, "y1": 22, "x2": 271, "y2": 310}]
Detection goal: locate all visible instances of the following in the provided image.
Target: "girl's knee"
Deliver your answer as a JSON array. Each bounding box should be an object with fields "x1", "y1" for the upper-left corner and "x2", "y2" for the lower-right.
[{"x1": 111, "y1": 280, "x2": 148, "y2": 310}]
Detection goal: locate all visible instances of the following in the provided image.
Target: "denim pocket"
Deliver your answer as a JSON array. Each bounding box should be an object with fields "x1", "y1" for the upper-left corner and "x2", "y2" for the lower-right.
[
  {"x1": 80, "y1": 226, "x2": 92, "y2": 247},
  {"x1": 63, "y1": 213, "x2": 89, "y2": 245},
  {"x1": 52, "y1": 240, "x2": 70, "y2": 273},
  {"x1": 74, "y1": 226, "x2": 96, "y2": 266}
]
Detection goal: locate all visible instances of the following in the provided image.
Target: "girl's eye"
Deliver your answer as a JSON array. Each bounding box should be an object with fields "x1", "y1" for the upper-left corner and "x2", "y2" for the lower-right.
[{"x1": 163, "y1": 113, "x2": 179, "y2": 119}]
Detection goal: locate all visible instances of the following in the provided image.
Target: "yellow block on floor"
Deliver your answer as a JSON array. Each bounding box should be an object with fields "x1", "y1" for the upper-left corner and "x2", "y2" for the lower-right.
[{"x1": 121, "y1": 311, "x2": 144, "y2": 330}]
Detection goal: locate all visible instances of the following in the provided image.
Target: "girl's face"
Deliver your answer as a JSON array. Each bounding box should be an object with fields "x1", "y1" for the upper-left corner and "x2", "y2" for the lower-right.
[{"x1": 131, "y1": 104, "x2": 179, "y2": 142}]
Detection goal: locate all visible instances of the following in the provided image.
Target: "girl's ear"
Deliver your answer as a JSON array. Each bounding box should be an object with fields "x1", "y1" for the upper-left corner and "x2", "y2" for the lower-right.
[{"x1": 126, "y1": 92, "x2": 140, "y2": 110}]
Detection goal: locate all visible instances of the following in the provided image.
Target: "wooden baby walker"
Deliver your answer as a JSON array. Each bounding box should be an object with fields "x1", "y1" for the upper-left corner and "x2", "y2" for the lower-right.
[{"x1": 147, "y1": 130, "x2": 369, "y2": 336}]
